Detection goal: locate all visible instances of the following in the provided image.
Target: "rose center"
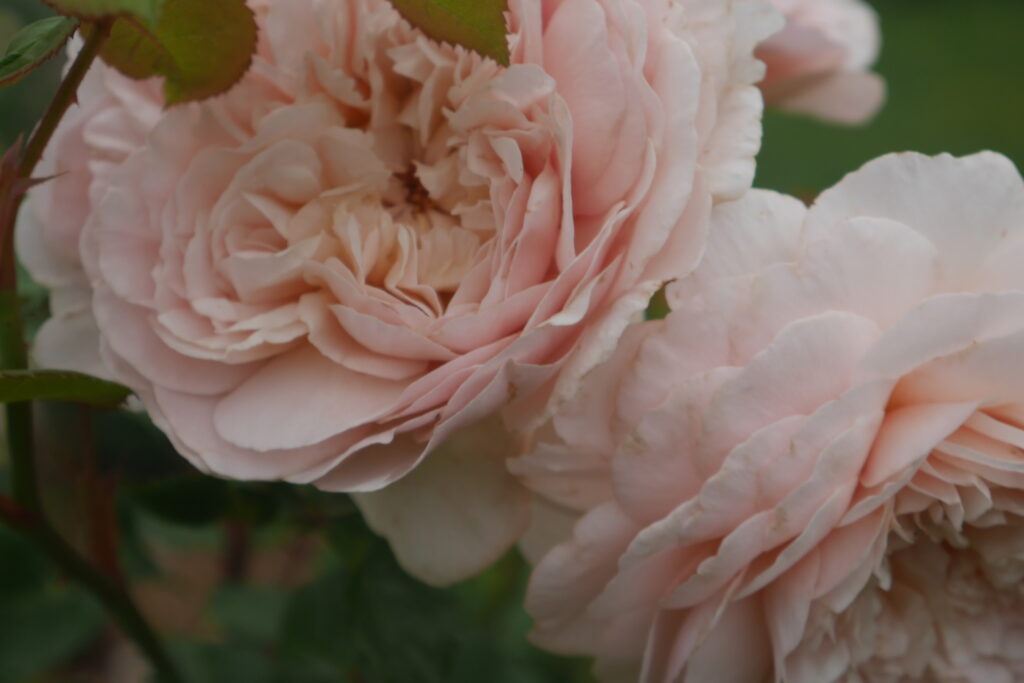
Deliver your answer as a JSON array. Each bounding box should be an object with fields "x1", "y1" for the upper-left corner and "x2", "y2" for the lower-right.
[{"x1": 396, "y1": 166, "x2": 444, "y2": 216}]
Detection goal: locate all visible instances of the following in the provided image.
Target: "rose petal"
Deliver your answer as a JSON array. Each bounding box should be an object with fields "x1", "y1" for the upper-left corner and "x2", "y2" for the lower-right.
[{"x1": 354, "y1": 417, "x2": 530, "y2": 585}]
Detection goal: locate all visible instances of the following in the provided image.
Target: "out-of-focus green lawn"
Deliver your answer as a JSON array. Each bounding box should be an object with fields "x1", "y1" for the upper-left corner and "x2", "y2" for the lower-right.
[{"x1": 757, "y1": 0, "x2": 1024, "y2": 195}]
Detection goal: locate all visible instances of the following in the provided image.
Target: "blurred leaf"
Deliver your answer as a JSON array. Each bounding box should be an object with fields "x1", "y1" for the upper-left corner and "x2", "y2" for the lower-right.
[
  {"x1": 42, "y1": 0, "x2": 161, "y2": 24},
  {"x1": 210, "y1": 585, "x2": 287, "y2": 644},
  {"x1": 0, "y1": 15, "x2": 77, "y2": 87},
  {"x1": 0, "y1": 525, "x2": 49, "y2": 596},
  {"x1": 169, "y1": 640, "x2": 273, "y2": 683},
  {"x1": 117, "y1": 500, "x2": 161, "y2": 577},
  {"x1": 324, "y1": 512, "x2": 374, "y2": 572},
  {"x1": 0, "y1": 589, "x2": 103, "y2": 683},
  {"x1": 0, "y1": 3, "x2": 64, "y2": 149},
  {"x1": 133, "y1": 507, "x2": 222, "y2": 546},
  {"x1": 296, "y1": 515, "x2": 594, "y2": 683},
  {"x1": 0, "y1": 369, "x2": 130, "y2": 406},
  {"x1": 99, "y1": 0, "x2": 256, "y2": 104},
  {"x1": 227, "y1": 483, "x2": 283, "y2": 527},
  {"x1": 0, "y1": 11, "x2": 21, "y2": 48},
  {"x1": 387, "y1": 0, "x2": 510, "y2": 66},
  {"x1": 279, "y1": 568, "x2": 354, "y2": 672},
  {"x1": 133, "y1": 474, "x2": 230, "y2": 526},
  {"x1": 95, "y1": 408, "x2": 188, "y2": 480}
]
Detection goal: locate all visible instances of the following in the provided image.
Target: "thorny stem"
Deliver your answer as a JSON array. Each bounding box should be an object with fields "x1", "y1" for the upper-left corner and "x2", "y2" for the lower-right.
[
  {"x1": 0, "y1": 19, "x2": 184, "y2": 683},
  {"x1": 18, "y1": 20, "x2": 110, "y2": 181},
  {"x1": 1, "y1": 509, "x2": 183, "y2": 683}
]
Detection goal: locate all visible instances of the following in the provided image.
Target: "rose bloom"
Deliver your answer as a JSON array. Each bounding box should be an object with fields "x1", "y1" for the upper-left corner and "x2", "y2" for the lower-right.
[
  {"x1": 17, "y1": 0, "x2": 781, "y2": 583},
  {"x1": 17, "y1": 58, "x2": 162, "y2": 378},
  {"x1": 513, "y1": 152, "x2": 1024, "y2": 681},
  {"x1": 757, "y1": 0, "x2": 884, "y2": 124}
]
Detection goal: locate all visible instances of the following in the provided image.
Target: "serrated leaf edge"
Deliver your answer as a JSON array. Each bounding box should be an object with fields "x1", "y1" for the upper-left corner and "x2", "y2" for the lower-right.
[
  {"x1": 387, "y1": 0, "x2": 511, "y2": 67},
  {"x1": 0, "y1": 17, "x2": 80, "y2": 87}
]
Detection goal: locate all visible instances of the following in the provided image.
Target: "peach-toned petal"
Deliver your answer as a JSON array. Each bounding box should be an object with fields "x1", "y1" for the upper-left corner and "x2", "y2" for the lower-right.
[
  {"x1": 527, "y1": 502, "x2": 641, "y2": 653},
  {"x1": 859, "y1": 292, "x2": 1024, "y2": 383},
  {"x1": 542, "y1": 0, "x2": 652, "y2": 217},
  {"x1": 152, "y1": 387, "x2": 361, "y2": 480},
  {"x1": 677, "y1": 597, "x2": 772, "y2": 683},
  {"x1": 771, "y1": 70, "x2": 885, "y2": 125},
  {"x1": 688, "y1": 0, "x2": 784, "y2": 199},
  {"x1": 31, "y1": 292, "x2": 107, "y2": 378},
  {"x1": 696, "y1": 311, "x2": 882, "y2": 466},
  {"x1": 515, "y1": 152, "x2": 1024, "y2": 681},
  {"x1": 310, "y1": 425, "x2": 431, "y2": 492},
  {"x1": 860, "y1": 401, "x2": 981, "y2": 488},
  {"x1": 519, "y1": 496, "x2": 580, "y2": 566},
  {"x1": 809, "y1": 152, "x2": 1024, "y2": 288},
  {"x1": 15, "y1": 202, "x2": 87, "y2": 291},
  {"x1": 353, "y1": 417, "x2": 530, "y2": 585},
  {"x1": 678, "y1": 189, "x2": 806, "y2": 290},
  {"x1": 94, "y1": 289, "x2": 254, "y2": 395},
  {"x1": 213, "y1": 346, "x2": 404, "y2": 450}
]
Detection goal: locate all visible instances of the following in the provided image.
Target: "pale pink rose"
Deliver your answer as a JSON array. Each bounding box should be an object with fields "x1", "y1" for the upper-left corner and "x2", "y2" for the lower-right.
[
  {"x1": 16, "y1": 55, "x2": 162, "y2": 377},
  {"x1": 757, "y1": 0, "x2": 884, "y2": 124},
  {"x1": 17, "y1": 0, "x2": 782, "y2": 584},
  {"x1": 514, "y1": 152, "x2": 1024, "y2": 681}
]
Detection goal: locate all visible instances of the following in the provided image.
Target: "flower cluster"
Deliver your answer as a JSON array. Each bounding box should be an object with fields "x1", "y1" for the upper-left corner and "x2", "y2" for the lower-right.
[
  {"x1": 19, "y1": 0, "x2": 780, "y2": 582},
  {"x1": 18, "y1": 0, "x2": 1024, "y2": 681}
]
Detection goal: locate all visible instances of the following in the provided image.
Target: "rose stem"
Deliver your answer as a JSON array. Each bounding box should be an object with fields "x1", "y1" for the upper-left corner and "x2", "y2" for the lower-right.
[
  {"x1": 0, "y1": 20, "x2": 185, "y2": 683},
  {"x1": 18, "y1": 20, "x2": 111, "y2": 180}
]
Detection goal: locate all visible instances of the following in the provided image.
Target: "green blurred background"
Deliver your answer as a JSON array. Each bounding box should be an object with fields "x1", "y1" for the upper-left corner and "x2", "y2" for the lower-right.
[
  {"x1": 757, "y1": 0, "x2": 1024, "y2": 194},
  {"x1": 1, "y1": 0, "x2": 1023, "y2": 681}
]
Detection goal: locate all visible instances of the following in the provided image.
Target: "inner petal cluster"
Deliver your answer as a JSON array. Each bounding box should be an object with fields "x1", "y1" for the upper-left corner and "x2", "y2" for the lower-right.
[{"x1": 114, "y1": 0, "x2": 571, "y2": 377}]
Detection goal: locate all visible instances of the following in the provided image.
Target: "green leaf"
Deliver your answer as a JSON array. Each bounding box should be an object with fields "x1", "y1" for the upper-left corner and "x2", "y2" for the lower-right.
[
  {"x1": 280, "y1": 568, "x2": 356, "y2": 672},
  {"x1": 387, "y1": 0, "x2": 510, "y2": 66},
  {"x1": 168, "y1": 640, "x2": 273, "y2": 683},
  {"x1": 42, "y1": 0, "x2": 161, "y2": 24},
  {"x1": 0, "y1": 369, "x2": 131, "y2": 406},
  {"x1": 99, "y1": 0, "x2": 257, "y2": 104},
  {"x1": 0, "y1": 526, "x2": 50, "y2": 596},
  {"x1": 0, "y1": 16, "x2": 77, "y2": 87},
  {"x1": 227, "y1": 483, "x2": 284, "y2": 526},
  {"x1": 132, "y1": 475, "x2": 230, "y2": 526},
  {"x1": 210, "y1": 585, "x2": 287, "y2": 643},
  {"x1": 0, "y1": 589, "x2": 104, "y2": 683},
  {"x1": 117, "y1": 501, "x2": 161, "y2": 577},
  {"x1": 95, "y1": 409, "x2": 190, "y2": 479},
  {"x1": 645, "y1": 284, "x2": 670, "y2": 320}
]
